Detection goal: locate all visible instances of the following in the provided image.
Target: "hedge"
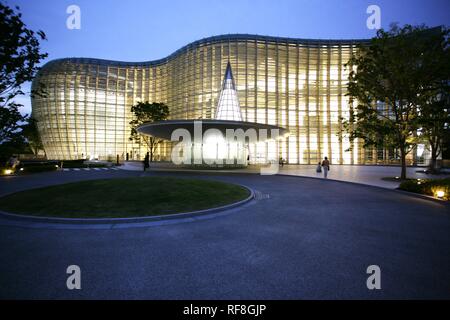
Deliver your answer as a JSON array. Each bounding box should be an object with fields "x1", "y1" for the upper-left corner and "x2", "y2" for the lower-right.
[{"x1": 399, "y1": 178, "x2": 450, "y2": 200}]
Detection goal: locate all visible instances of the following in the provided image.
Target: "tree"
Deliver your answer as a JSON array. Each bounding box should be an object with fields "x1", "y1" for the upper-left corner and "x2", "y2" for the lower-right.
[
  {"x1": 21, "y1": 117, "x2": 44, "y2": 156},
  {"x1": 0, "y1": 134, "x2": 30, "y2": 163},
  {"x1": 0, "y1": 104, "x2": 24, "y2": 143},
  {"x1": 415, "y1": 27, "x2": 450, "y2": 173},
  {"x1": 343, "y1": 24, "x2": 442, "y2": 179},
  {"x1": 0, "y1": 3, "x2": 47, "y2": 109},
  {"x1": 0, "y1": 2, "x2": 47, "y2": 156},
  {"x1": 129, "y1": 102, "x2": 170, "y2": 161},
  {"x1": 418, "y1": 89, "x2": 450, "y2": 173}
]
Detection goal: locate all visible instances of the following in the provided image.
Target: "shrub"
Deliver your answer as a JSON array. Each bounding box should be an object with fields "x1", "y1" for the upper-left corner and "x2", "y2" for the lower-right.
[
  {"x1": 399, "y1": 178, "x2": 450, "y2": 200},
  {"x1": 62, "y1": 163, "x2": 106, "y2": 168},
  {"x1": 59, "y1": 160, "x2": 106, "y2": 168},
  {"x1": 178, "y1": 163, "x2": 247, "y2": 170},
  {"x1": 0, "y1": 166, "x2": 15, "y2": 175},
  {"x1": 20, "y1": 164, "x2": 59, "y2": 173},
  {"x1": 2, "y1": 163, "x2": 58, "y2": 175},
  {"x1": 85, "y1": 164, "x2": 106, "y2": 168}
]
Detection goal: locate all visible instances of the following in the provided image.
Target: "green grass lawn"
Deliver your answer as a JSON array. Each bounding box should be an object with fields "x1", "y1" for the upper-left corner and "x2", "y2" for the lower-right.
[{"x1": 0, "y1": 177, "x2": 250, "y2": 218}]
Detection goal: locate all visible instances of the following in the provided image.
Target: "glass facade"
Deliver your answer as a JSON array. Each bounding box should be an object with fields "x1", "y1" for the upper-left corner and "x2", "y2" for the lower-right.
[{"x1": 32, "y1": 34, "x2": 417, "y2": 164}]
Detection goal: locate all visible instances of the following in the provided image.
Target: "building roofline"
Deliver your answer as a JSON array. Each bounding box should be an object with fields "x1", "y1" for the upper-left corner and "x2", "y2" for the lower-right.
[{"x1": 40, "y1": 33, "x2": 370, "y2": 69}]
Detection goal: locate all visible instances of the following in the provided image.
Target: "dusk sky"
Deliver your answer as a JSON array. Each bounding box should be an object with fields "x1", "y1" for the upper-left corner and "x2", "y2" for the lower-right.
[{"x1": 8, "y1": 0, "x2": 450, "y2": 115}]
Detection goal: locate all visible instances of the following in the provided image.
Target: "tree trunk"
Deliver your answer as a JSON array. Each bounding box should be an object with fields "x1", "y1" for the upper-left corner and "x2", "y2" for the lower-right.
[
  {"x1": 148, "y1": 137, "x2": 155, "y2": 162},
  {"x1": 400, "y1": 148, "x2": 407, "y2": 180},
  {"x1": 429, "y1": 144, "x2": 439, "y2": 174}
]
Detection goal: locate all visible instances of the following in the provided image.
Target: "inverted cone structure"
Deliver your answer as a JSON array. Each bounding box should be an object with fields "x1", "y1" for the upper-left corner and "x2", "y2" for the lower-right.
[{"x1": 215, "y1": 62, "x2": 243, "y2": 121}]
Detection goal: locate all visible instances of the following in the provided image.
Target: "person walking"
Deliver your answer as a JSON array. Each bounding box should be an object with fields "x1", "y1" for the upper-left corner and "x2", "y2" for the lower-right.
[
  {"x1": 321, "y1": 156, "x2": 330, "y2": 178},
  {"x1": 143, "y1": 152, "x2": 150, "y2": 172}
]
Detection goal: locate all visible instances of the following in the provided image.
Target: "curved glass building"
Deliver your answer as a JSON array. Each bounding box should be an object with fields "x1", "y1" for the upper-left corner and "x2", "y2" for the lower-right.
[{"x1": 32, "y1": 34, "x2": 386, "y2": 164}]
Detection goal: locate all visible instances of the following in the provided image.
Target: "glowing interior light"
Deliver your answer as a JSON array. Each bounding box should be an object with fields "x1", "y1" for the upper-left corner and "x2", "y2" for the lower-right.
[
  {"x1": 416, "y1": 144, "x2": 425, "y2": 157},
  {"x1": 215, "y1": 61, "x2": 243, "y2": 121},
  {"x1": 202, "y1": 131, "x2": 227, "y2": 161}
]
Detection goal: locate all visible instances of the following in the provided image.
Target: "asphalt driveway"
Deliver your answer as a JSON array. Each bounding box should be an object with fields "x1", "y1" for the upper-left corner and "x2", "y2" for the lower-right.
[{"x1": 0, "y1": 170, "x2": 449, "y2": 299}]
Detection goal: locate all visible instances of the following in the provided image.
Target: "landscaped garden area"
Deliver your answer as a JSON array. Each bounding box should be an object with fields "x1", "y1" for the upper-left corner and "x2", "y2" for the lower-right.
[
  {"x1": 1, "y1": 159, "x2": 109, "y2": 176},
  {"x1": 398, "y1": 178, "x2": 449, "y2": 200},
  {"x1": 0, "y1": 176, "x2": 251, "y2": 218}
]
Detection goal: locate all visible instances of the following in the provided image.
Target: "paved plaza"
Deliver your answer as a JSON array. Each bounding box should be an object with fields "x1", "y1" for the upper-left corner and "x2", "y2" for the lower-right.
[
  {"x1": 144, "y1": 163, "x2": 449, "y2": 189},
  {"x1": 0, "y1": 168, "x2": 449, "y2": 299},
  {"x1": 278, "y1": 164, "x2": 449, "y2": 188}
]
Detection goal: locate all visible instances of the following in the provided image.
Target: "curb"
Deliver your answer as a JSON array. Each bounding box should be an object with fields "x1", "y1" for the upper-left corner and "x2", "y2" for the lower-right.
[
  {"x1": 120, "y1": 167, "x2": 263, "y2": 175},
  {"x1": 276, "y1": 173, "x2": 449, "y2": 206},
  {"x1": 392, "y1": 188, "x2": 449, "y2": 204},
  {"x1": 0, "y1": 185, "x2": 255, "y2": 225}
]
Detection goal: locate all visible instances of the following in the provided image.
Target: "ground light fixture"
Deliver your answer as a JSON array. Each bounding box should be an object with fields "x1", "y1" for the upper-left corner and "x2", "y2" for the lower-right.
[
  {"x1": 4, "y1": 169, "x2": 12, "y2": 175},
  {"x1": 436, "y1": 190, "x2": 445, "y2": 199}
]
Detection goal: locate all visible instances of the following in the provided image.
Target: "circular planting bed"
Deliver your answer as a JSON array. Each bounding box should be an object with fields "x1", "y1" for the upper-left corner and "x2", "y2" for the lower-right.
[{"x1": 0, "y1": 177, "x2": 251, "y2": 218}]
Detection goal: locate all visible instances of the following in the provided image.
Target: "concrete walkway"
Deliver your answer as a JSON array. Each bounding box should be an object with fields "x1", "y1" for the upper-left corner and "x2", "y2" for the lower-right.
[
  {"x1": 278, "y1": 165, "x2": 449, "y2": 189},
  {"x1": 125, "y1": 162, "x2": 450, "y2": 189},
  {"x1": 0, "y1": 170, "x2": 449, "y2": 299}
]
